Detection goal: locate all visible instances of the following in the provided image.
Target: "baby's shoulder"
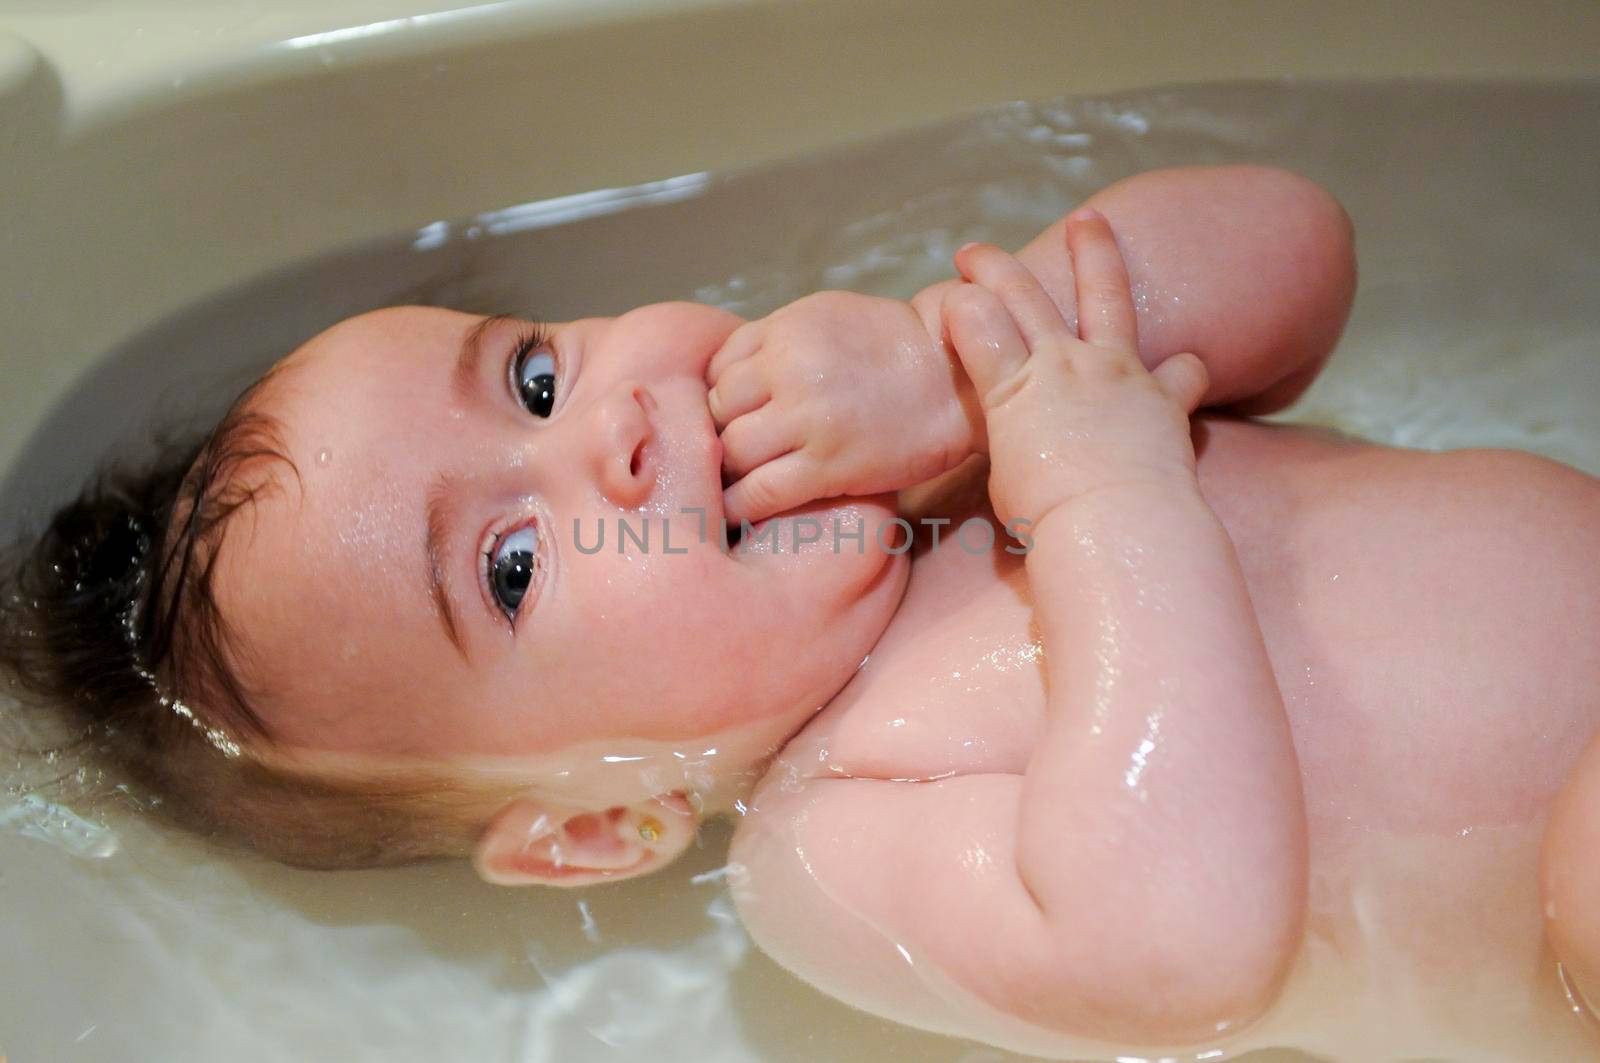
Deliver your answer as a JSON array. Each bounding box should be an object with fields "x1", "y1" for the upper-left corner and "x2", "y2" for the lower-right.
[
  {"x1": 1434, "y1": 445, "x2": 1600, "y2": 503},
  {"x1": 1434, "y1": 447, "x2": 1600, "y2": 615},
  {"x1": 1260, "y1": 432, "x2": 1600, "y2": 615},
  {"x1": 1403, "y1": 446, "x2": 1600, "y2": 562},
  {"x1": 1201, "y1": 419, "x2": 1599, "y2": 547},
  {"x1": 1303, "y1": 444, "x2": 1600, "y2": 711}
]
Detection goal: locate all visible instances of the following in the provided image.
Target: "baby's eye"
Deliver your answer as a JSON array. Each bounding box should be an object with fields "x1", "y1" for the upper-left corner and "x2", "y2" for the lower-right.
[
  {"x1": 488, "y1": 524, "x2": 539, "y2": 619},
  {"x1": 516, "y1": 346, "x2": 557, "y2": 418}
]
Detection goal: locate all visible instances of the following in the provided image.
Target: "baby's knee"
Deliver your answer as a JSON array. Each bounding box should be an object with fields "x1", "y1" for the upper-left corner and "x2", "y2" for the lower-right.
[{"x1": 1542, "y1": 731, "x2": 1600, "y2": 1014}]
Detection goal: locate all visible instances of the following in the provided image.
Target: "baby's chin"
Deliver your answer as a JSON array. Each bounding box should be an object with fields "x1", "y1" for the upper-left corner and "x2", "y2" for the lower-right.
[
  {"x1": 730, "y1": 492, "x2": 911, "y2": 706},
  {"x1": 725, "y1": 492, "x2": 912, "y2": 630},
  {"x1": 726, "y1": 493, "x2": 903, "y2": 565}
]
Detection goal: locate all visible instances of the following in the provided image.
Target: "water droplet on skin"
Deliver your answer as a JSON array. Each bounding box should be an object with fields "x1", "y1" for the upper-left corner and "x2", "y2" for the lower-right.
[{"x1": 317, "y1": 448, "x2": 332, "y2": 466}]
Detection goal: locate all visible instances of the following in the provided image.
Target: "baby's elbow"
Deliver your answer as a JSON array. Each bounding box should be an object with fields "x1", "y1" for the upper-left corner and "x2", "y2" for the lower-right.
[
  {"x1": 1075, "y1": 925, "x2": 1297, "y2": 1046},
  {"x1": 1249, "y1": 167, "x2": 1356, "y2": 320},
  {"x1": 1149, "y1": 934, "x2": 1299, "y2": 1045},
  {"x1": 1237, "y1": 165, "x2": 1353, "y2": 247},
  {"x1": 1015, "y1": 877, "x2": 1304, "y2": 1046},
  {"x1": 1296, "y1": 173, "x2": 1357, "y2": 304}
]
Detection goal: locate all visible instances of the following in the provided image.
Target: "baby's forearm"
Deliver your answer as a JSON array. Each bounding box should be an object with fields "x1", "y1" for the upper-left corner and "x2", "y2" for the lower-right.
[
  {"x1": 1016, "y1": 484, "x2": 1307, "y2": 1029},
  {"x1": 911, "y1": 166, "x2": 1356, "y2": 436},
  {"x1": 713, "y1": 167, "x2": 1353, "y2": 523}
]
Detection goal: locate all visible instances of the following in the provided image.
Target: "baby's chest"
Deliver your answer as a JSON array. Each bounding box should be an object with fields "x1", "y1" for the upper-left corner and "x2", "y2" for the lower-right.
[
  {"x1": 779, "y1": 527, "x2": 1048, "y2": 784},
  {"x1": 782, "y1": 426, "x2": 1600, "y2": 827}
]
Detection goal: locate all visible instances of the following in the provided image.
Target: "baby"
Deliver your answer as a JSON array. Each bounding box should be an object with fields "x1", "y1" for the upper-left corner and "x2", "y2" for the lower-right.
[{"x1": 4, "y1": 165, "x2": 1600, "y2": 1060}]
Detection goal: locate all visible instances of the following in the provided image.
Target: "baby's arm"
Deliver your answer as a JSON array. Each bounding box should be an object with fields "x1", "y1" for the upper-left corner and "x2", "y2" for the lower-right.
[
  {"x1": 710, "y1": 166, "x2": 1353, "y2": 524},
  {"x1": 728, "y1": 216, "x2": 1306, "y2": 1052},
  {"x1": 910, "y1": 165, "x2": 1356, "y2": 419},
  {"x1": 944, "y1": 216, "x2": 1307, "y2": 1039}
]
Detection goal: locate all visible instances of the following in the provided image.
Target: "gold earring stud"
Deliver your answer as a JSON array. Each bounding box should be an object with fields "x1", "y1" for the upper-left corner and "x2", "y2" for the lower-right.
[{"x1": 638, "y1": 816, "x2": 662, "y2": 843}]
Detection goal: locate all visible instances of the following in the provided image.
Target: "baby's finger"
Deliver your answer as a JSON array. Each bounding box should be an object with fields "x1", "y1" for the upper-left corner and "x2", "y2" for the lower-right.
[
  {"x1": 706, "y1": 320, "x2": 762, "y2": 385},
  {"x1": 942, "y1": 283, "x2": 1030, "y2": 408},
  {"x1": 952, "y1": 243, "x2": 1068, "y2": 352},
  {"x1": 707, "y1": 358, "x2": 770, "y2": 428},
  {"x1": 1151, "y1": 351, "x2": 1209, "y2": 414},
  {"x1": 719, "y1": 409, "x2": 799, "y2": 480},
  {"x1": 1065, "y1": 208, "x2": 1137, "y2": 352},
  {"x1": 723, "y1": 451, "x2": 815, "y2": 528}
]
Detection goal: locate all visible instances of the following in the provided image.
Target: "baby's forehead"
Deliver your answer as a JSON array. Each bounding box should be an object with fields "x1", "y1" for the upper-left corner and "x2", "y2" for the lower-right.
[
  {"x1": 183, "y1": 307, "x2": 534, "y2": 749},
  {"x1": 246, "y1": 307, "x2": 480, "y2": 456},
  {"x1": 284, "y1": 305, "x2": 485, "y2": 376},
  {"x1": 202, "y1": 383, "x2": 442, "y2": 734}
]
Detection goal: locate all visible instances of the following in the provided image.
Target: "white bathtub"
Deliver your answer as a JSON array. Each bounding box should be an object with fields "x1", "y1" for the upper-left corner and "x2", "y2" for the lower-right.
[{"x1": 2, "y1": 3, "x2": 1598, "y2": 1061}]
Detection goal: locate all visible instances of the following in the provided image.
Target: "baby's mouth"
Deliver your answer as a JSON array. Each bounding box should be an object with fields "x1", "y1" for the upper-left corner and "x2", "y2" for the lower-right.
[
  {"x1": 713, "y1": 438, "x2": 744, "y2": 550},
  {"x1": 706, "y1": 403, "x2": 739, "y2": 554},
  {"x1": 713, "y1": 447, "x2": 744, "y2": 551}
]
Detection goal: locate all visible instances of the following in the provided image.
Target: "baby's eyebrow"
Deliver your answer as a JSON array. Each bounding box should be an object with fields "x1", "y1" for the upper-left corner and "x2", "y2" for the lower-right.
[
  {"x1": 424, "y1": 475, "x2": 469, "y2": 661},
  {"x1": 453, "y1": 313, "x2": 511, "y2": 404}
]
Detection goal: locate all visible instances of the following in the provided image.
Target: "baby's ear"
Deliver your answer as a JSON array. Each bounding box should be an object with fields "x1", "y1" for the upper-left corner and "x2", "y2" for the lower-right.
[{"x1": 472, "y1": 791, "x2": 697, "y2": 888}]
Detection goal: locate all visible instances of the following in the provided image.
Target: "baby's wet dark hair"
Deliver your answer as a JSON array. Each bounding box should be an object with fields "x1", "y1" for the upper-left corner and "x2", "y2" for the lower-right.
[{"x1": 0, "y1": 369, "x2": 505, "y2": 869}]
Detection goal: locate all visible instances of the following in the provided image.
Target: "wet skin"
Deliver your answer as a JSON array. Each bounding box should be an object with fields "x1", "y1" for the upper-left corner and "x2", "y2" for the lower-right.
[{"x1": 205, "y1": 167, "x2": 1600, "y2": 1054}]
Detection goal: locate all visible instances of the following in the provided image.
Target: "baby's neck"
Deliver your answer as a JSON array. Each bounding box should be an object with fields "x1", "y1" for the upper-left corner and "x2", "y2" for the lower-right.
[{"x1": 263, "y1": 711, "x2": 808, "y2": 820}]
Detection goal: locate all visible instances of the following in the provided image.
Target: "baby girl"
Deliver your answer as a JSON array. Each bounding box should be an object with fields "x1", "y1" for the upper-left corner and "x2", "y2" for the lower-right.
[{"x1": 5, "y1": 165, "x2": 1600, "y2": 1060}]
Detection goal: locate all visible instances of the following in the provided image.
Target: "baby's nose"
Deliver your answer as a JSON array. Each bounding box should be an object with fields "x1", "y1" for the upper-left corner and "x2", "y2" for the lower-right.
[{"x1": 591, "y1": 382, "x2": 656, "y2": 508}]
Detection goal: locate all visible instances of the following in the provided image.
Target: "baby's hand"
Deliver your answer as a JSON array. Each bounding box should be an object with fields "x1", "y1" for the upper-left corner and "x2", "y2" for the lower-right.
[
  {"x1": 707, "y1": 291, "x2": 973, "y2": 525},
  {"x1": 942, "y1": 209, "x2": 1209, "y2": 531}
]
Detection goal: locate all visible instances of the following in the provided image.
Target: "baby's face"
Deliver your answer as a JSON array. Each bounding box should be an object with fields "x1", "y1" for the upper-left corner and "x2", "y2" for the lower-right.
[{"x1": 216, "y1": 304, "x2": 906, "y2": 788}]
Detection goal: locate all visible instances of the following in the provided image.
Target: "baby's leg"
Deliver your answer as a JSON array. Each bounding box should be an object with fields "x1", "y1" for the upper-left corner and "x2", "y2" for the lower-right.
[
  {"x1": 911, "y1": 166, "x2": 1356, "y2": 414},
  {"x1": 1543, "y1": 720, "x2": 1600, "y2": 1016},
  {"x1": 1531, "y1": 462, "x2": 1600, "y2": 1019}
]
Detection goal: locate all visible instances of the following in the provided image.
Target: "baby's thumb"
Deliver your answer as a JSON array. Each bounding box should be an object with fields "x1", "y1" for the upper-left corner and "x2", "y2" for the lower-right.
[
  {"x1": 1151, "y1": 352, "x2": 1209, "y2": 414},
  {"x1": 941, "y1": 283, "x2": 1029, "y2": 408},
  {"x1": 723, "y1": 452, "x2": 812, "y2": 530}
]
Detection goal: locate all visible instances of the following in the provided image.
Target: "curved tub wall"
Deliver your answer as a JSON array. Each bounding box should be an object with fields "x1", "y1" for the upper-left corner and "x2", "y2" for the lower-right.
[{"x1": 3, "y1": 0, "x2": 1599, "y2": 500}]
